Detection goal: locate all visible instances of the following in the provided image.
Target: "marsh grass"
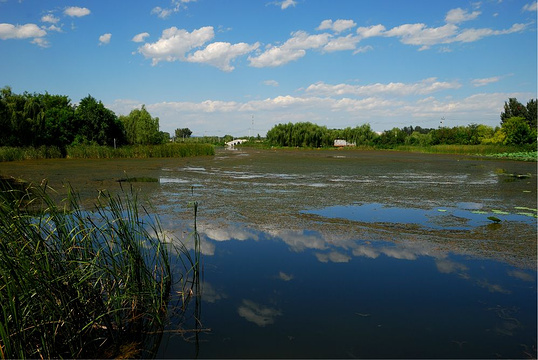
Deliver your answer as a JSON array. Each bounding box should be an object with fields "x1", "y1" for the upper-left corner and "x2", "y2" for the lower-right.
[
  {"x1": 0, "y1": 146, "x2": 63, "y2": 162},
  {"x1": 0, "y1": 144, "x2": 214, "y2": 162},
  {"x1": 66, "y1": 144, "x2": 214, "y2": 159},
  {"x1": 0, "y1": 178, "x2": 198, "y2": 358}
]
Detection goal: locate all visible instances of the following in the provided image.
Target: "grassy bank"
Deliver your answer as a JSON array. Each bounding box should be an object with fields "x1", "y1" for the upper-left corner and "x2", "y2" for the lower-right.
[
  {"x1": 0, "y1": 178, "x2": 199, "y2": 358},
  {"x1": 392, "y1": 144, "x2": 537, "y2": 161},
  {"x1": 0, "y1": 143, "x2": 215, "y2": 162},
  {"x1": 238, "y1": 141, "x2": 537, "y2": 161}
]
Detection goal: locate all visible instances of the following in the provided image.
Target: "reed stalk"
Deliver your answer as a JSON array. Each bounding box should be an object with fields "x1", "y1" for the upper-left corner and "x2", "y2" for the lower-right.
[{"x1": 0, "y1": 178, "x2": 198, "y2": 358}]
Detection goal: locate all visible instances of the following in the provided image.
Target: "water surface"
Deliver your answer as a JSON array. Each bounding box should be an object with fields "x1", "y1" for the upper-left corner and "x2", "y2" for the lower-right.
[{"x1": 1, "y1": 148, "x2": 536, "y2": 358}]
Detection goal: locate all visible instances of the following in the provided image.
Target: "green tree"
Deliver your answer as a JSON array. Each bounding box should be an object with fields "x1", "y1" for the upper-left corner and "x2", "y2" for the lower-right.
[
  {"x1": 501, "y1": 98, "x2": 527, "y2": 123},
  {"x1": 119, "y1": 105, "x2": 161, "y2": 145},
  {"x1": 525, "y1": 99, "x2": 537, "y2": 129},
  {"x1": 175, "y1": 128, "x2": 192, "y2": 140},
  {"x1": 501, "y1": 116, "x2": 535, "y2": 145},
  {"x1": 74, "y1": 95, "x2": 125, "y2": 146}
]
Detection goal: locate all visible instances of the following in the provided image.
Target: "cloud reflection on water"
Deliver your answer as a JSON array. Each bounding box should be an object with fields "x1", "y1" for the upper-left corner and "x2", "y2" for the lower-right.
[{"x1": 237, "y1": 299, "x2": 282, "y2": 327}]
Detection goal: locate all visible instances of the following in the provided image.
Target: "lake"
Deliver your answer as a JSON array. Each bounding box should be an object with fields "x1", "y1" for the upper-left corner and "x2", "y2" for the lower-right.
[{"x1": 1, "y1": 148, "x2": 536, "y2": 358}]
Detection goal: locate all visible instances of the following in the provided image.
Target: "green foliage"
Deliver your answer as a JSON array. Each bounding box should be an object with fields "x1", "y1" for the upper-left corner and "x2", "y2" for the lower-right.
[
  {"x1": 120, "y1": 105, "x2": 162, "y2": 145},
  {"x1": 0, "y1": 181, "x2": 198, "y2": 358},
  {"x1": 175, "y1": 128, "x2": 193, "y2": 140},
  {"x1": 501, "y1": 97, "x2": 537, "y2": 129},
  {"x1": 74, "y1": 95, "x2": 125, "y2": 146},
  {"x1": 266, "y1": 122, "x2": 378, "y2": 148},
  {"x1": 501, "y1": 116, "x2": 536, "y2": 146},
  {"x1": 65, "y1": 143, "x2": 214, "y2": 159}
]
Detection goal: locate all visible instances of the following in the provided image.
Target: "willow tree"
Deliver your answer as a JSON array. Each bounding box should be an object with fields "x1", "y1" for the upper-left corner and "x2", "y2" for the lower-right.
[{"x1": 120, "y1": 105, "x2": 163, "y2": 145}]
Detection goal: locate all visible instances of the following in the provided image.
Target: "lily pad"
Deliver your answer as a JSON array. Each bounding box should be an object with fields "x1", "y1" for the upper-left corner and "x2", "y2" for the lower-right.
[
  {"x1": 492, "y1": 210, "x2": 510, "y2": 215},
  {"x1": 437, "y1": 209, "x2": 447, "y2": 212}
]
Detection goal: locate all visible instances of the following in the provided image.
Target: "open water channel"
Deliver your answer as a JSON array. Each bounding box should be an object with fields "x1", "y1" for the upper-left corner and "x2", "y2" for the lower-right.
[{"x1": 1, "y1": 148, "x2": 536, "y2": 358}]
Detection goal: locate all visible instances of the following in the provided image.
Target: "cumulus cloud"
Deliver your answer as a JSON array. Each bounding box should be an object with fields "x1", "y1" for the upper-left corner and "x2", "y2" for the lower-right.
[
  {"x1": 471, "y1": 76, "x2": 501, "y2": 87},
  {"x1": 64, "y1": 6, "x2": 91, "y2": 17},
  {"x1": 305, "y1": 78, "x2": 461, "y2": 97},
  {"x1": 187, "y1": 41, "x2": 260, "y2": 71},
  {"x1": 445, "y1": 8, "x2": 481, "y2": 23},
  {"x1": 323, "y1": 34, "x2": 360, "y2": 52},
  {"x1": 138, "y1": 26, "x2": 215, "y2": 65},
  {"x1": 132, "y1": 32, "x2": 150, "y2": 43},
  {"x1": 523, "y1": 1, "x2": 537, "y2": 11},
  {"x1": 269, "y1": 0, "x2": 297, "y2": 10},
  {"x1": 356, "y1": 24, "x2": 386, "y2": 39},
  {"x1": 317, "y1": 19, "x2": 357, "y2": 33},
  {"x1": 249, "y1": 31, "x2": 330, "y2": 67},
  {"x1": 98, "y1": 33, "x2": 111, "y2": 45},
  {"x1": 137, "y1": 26, "x2": 259, "y2": 69},
  {"x1": 263, "y1": 79, "x2": 279, "y2": 87},
  {"x1": 0, "y1": 23, "x2": 49, "y2": 46},
  {"x1": 41, "y1": 14, "x2": 59, "y2": 24},
  {"x1": 151, "y1": 0, "x2": 197, "y2": 18},
  {"x1": 0, "y1": 23, "x2": 46, "y2": 40}
]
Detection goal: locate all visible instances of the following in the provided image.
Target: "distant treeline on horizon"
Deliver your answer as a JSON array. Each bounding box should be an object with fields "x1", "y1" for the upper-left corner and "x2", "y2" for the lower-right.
[{"x1": 1, "y1": 86, "x2": 536, "y2": 150}]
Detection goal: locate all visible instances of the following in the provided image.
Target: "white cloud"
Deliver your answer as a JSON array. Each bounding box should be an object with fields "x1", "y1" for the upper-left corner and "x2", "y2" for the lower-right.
[
  {"x1": 31, "y1": 37, "x2": 50, "y2": 48},
  {"x1": 445, "y1": 8, "x2": 481, "y2": 24},
  {"x1": 98, "y1": 33, "x2": 111, "y2": 45},
  {"x1": 120, "y1": 89, "x2": 534, "y2": 136},
  {"x1": 132, "y1": 32, "x2": 150, "y2": 43},
  {"x1": 138, "y1": 26, "x2": 215, "y2": 65},
  {"x1": 151, "y1": 0, "x2": 197, "y2": 18},
  {"x1": 323, "y1": 34, "x2": 359, "y2": 52},
  {"x1": 356, "y1": 24, "x2": 386, "y2": 39},
  {"x1": 317, "y1": 19, "x2": 356, "y2": 33},
  {"x1": 187, "y1": 41, "x2": 260, "y2": 71},
  {"x1": 353, "y1": 45, "x2": 373, "y2": 54},
  {"x1": 523, "y1": 1, "x2": 537, "y2": 11},
  {"x1": 263, "y1": 79, "x2": 279, "y2": 87},
  {"x1": 453, "y1": 23, "x2": 526, "y2": 43},
  {"x1": 249, "y1": 31, "x2": 330, "y2": 67},
  {"x1": 64, "y1": 6, "x2": 91, "y2": 17},
  {"x1": 305, "y1": 78, "x2": 461, "y2": 97},
  {"x1": 471, "y1": 76, "x2": 501, "y2": 87},
  {"x1": 41, "y1": 14, "x2": 59, "y2": 24},
  {"x1": 280, "y1": 0, "x2": 297, "y2": 9},
  {"x1": 45, "y1": 24, "x2": 62, "y2": 33},
  {"x1": 0, "y1": 23, "x2": 47, "y2": 46},
  {"x1": 384, "y1": 23, "x2": 459, "y2": 48}
]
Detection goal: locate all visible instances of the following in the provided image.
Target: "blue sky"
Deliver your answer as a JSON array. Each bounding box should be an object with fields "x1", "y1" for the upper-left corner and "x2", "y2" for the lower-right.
[{"x1": 1, "y1": 0, "x2": 536, "y2": 136}]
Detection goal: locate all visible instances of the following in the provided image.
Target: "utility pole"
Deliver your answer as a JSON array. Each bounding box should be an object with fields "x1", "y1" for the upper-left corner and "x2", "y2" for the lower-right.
[{"x1": 249, "y1": 115, "x2": 254, "y2": 138}]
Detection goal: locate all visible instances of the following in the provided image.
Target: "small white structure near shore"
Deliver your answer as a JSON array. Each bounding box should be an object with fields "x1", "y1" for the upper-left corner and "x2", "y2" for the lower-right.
[
  {"x1": 334, "y1": 139, "x2": 356, "y2": 147},
  {"x1": 226, "y1": 139, "x2": 248, "y2": 147}
]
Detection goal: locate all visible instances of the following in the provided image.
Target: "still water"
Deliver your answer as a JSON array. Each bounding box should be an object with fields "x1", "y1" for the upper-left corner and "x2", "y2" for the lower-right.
[{"x1": 1, "y1": 148, "x2": 536, "y2": 358}]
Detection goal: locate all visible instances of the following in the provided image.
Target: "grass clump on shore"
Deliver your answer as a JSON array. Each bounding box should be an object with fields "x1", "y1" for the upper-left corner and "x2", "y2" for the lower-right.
[
  {"x1": 0, "y1": 178, "x2": 197, "y2": 359},
  {"x1": 66, "y1": 143, "x2": 215, "y2": 159},
  {"x1": 0, "y1": 143, "x2": 215, "y2": 162}
]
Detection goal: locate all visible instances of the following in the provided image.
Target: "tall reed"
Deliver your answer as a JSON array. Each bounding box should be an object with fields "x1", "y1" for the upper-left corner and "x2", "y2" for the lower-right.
[
  {"x1": 66, "y1": 143, "x2": 215, "y2": 159},
  {"x1": 0, "y1": 178, "x2": 196, "y2": 358}
]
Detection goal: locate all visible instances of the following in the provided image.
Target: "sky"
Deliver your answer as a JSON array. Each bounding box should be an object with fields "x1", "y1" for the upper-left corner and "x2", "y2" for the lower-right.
[{"x1": 0, "y1": 0, "x2": 536, "y2": 137}]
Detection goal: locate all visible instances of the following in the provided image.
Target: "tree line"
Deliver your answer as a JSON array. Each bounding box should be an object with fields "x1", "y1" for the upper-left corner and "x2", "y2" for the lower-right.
[
  {"x1": 0, "y1": 86, "x2": 183, "y2": 150},
  {"x1": 266, "y1": 98, "x2": 537, "y2": 148}
]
